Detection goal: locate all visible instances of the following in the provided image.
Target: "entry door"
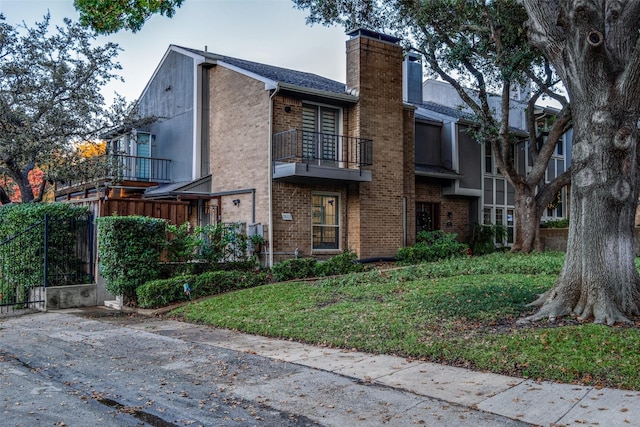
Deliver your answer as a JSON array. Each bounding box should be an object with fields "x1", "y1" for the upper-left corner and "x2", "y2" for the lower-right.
[
  {"x1": 302, "y1": 105, "x2": 339, "y2": 166},
  {"x1": 416, "y1": 202, "x2": 440, "y2": 234}
]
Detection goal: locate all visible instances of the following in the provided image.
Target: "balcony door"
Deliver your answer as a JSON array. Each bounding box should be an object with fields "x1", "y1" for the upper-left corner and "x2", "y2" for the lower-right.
[
  {"x1": 135, "y1": 132, "x2": 151, "y2": 180},
  {"x1": 302, "y1": 104, "x2": 339, "y2": 166}
]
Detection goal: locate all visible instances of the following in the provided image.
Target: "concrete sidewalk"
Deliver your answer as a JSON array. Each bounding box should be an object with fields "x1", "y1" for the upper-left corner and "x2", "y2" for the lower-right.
[{"x1": 97, "y1": 308, "x2": 640, "y2": 427}]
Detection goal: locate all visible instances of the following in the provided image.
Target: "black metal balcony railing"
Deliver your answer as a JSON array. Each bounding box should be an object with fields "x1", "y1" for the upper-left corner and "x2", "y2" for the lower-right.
[
  {"x1": 272, "y1": 129, "x2": 373, "y2": 168},
  {"x1": 56, "y1": 154, "x2": 171, "y2": 191},
  {"x1": 108, "y1": 154, "x2": 171, "y2": 182}
]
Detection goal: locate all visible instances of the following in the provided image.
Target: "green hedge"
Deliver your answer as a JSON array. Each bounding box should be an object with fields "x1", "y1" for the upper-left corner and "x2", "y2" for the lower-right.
[
  {"x1": 0, "y1": 203, "x2": 90, "y2": 303},
  {"x1": 97, "y1": 215, "x2": 166, "y2": 301},
  {"x1": 136, "y1": 270, "x2": 270, "y2": 308}
]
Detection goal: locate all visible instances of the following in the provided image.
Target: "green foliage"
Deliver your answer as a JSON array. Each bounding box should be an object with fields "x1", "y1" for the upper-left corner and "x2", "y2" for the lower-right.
[
  {"x1": 271, "y1": 250, "x2": 364, "y2": 282},
  {"x1": 0, "y1": 203, "x2": 91, "y2": 302},
  {"x1": 272, "y1": 257, "x2": 318, "y2": 282},
  {"x1": 469, "y1": 223, "x2": 508, "y2": 255},
  {"x1": 0, "y1": 14, "x2": 124, "y2": 202},
  {"x1": 314, "y1": 250, "x2": 365, "y2": 277},
  {"x1": 194, "y1": 223, "x2": 251, "y2": 267},
  {"x1": 396, "y1": 230, "x2": 469, "y2": 263},
  {"x1": 136, "y1": 270, "x2": 270, "y2": 309},
  {"x1": 74, "y1": 0, "x2": 185, "y2": 34},
  {"x1": 97, "y1": 216, "x2": 166, "y2": 301},
  {"x1": 165, "y1": 222, "x2": 198, "y2": 273},
  {"x1": 541, "y1": 218, "x2": 569, "y2": 228}
]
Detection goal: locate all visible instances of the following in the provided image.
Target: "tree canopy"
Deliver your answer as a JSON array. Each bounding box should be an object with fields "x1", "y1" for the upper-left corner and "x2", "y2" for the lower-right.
[
  {"x1": 74, "y1": 0, "x2": 184, "y2": 34},
  {"x1": 0, "y1": 14, "x2": 138, "y2": 203}
]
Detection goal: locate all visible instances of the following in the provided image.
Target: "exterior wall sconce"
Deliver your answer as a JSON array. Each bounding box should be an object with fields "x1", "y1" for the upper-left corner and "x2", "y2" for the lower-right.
[
  {"x1": 284, "y1": 106, "x2": 292, "y2": 113},
  {"x1": 233, "y1": 199, "x2": 241, "y2": 206}
]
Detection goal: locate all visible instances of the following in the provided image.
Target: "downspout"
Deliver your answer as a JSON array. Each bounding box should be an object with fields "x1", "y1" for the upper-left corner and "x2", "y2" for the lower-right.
[
  {"x1": 268, "y1": 84, "x2": 280, "y2": 268},
  {"x1": 402, "y1": 196, "x2": 407, "y2": 247}
]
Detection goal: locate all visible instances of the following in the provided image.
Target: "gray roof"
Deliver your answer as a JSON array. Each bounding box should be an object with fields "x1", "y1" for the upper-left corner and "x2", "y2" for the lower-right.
[
  {"x1": 419, "y1": 102, "x2": 475, "y2": 121},
  {"x1": 179, "y1": 46, "x2": 348, "y2": 96},
  {"x1": 415, "y1": 164, "x2": 462, "y2": 180}
]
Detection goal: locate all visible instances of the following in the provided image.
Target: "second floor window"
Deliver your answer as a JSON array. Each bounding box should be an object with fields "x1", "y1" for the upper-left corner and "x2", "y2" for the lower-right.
[{"x1": 302, "y1": 104, "x2": 340, "y2": 164}]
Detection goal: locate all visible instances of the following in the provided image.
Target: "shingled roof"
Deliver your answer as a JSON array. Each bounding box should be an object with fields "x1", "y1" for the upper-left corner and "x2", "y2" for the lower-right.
[{"x1": 178, "y1": 46, "x2": 348, "y2": 96}]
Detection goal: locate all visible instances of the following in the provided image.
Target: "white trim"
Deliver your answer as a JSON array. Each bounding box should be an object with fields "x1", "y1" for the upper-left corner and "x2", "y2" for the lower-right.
[{"x1": 193, "y1": 57, "x2": 204, "y2": 180}]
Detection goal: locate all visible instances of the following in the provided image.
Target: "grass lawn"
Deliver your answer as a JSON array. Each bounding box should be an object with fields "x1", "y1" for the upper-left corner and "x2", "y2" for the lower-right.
[{"x1": 170, "y1": 252, "x2": 640, "y2": 390}]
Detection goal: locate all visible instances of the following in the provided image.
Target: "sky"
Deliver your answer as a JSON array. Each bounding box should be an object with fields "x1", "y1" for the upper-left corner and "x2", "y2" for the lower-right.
[{"x1": 0, "y1": 0, "x2": 348, "y2": 104}]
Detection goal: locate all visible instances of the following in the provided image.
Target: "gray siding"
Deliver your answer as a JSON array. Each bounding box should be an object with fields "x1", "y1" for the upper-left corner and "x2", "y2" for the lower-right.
[
  {"x1": 415, "y1": 122, "x2": 442, "y2": 165},
  {"x1": 138, "y1": 50, "x2": 196, "y2": 183},
  {"x1": 458, "y1": 125, "x2": 481, "y2": 190}
]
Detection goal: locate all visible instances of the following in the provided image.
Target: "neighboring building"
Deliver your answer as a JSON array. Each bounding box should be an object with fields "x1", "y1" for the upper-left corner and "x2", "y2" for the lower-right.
[{"x1": 56, "y1": 29, "x2": 571, "y2": 265}]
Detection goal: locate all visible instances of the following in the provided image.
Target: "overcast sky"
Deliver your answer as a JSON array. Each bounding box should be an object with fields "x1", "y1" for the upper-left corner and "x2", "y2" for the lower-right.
[{"x1": 1, "y1": 0, "x2": 348, "y2": 104}]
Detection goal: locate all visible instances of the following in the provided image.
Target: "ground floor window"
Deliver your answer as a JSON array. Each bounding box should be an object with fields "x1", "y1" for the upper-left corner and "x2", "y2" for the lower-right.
[
  {"x1": 483, "y1": 206, "x2": 514, "y2": 245},
  {"x1": 312, "y1": 194, "x2": 339, "y2": 250},
  {"x1": 416, "y1": 202, "x2": 440, "y2": 235}
]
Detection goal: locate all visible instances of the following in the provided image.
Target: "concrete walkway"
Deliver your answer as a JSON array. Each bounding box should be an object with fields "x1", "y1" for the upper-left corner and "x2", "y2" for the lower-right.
[{"x1": 107, "y1": 308, "x2": 640, "y2": 427}]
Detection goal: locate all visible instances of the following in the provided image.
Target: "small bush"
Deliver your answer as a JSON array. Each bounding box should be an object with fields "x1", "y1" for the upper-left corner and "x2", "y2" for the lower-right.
[
  {"x1": 469, "y1": 223, "x2": 508, "y2": 256},
  {"x1": 541, "y1": 218, "x2": 569, "y2": 228},
  {"x1": 136, "y1": 274, "x2": 196, "y2": 308},
  {"x1": 136, "y1": 270, "x2": 270, "y2": 308},
  {"x1": 272, "y1": 257, "x2": 318, "y2": 282},
  {"x1": 397, "y1": 231, "x2": 469, "y2": 264},
  {"x1": 315, "y1": 250, "x2": 364, "y2": 277}
]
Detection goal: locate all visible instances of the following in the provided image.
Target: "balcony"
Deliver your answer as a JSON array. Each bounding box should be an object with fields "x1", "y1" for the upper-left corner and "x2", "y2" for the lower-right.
[
  {"x1": 55, "y1": 154, "x2": 171, "y2": 195},
  {"x1": 272, "y1": 129, "x2": 372, "y2": 183}
]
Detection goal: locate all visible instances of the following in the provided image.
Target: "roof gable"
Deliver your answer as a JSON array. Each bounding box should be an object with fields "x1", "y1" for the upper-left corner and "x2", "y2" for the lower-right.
[{"x1": 176, "y1": 46, "x2": 351, "y2": 99}]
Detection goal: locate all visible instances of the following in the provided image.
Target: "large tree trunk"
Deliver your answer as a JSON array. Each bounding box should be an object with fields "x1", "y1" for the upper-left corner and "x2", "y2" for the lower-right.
[
  {"x1": 527, "y1": 103, "x2": 640, "y2": 324},
  {"x1": 522, "y1": 0, "x2": 640, "y2": 324}
]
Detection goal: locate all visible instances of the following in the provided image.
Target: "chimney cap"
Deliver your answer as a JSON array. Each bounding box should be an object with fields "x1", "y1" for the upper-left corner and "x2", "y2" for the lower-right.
[{"x1": 347, "y1": 28, "x2": 401, "y2": 44}]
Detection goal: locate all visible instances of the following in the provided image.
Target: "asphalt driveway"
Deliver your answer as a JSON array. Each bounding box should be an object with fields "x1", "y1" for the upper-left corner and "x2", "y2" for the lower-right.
[{"x1": 0, "y1": 310, "x2": 528, "y2": 427}]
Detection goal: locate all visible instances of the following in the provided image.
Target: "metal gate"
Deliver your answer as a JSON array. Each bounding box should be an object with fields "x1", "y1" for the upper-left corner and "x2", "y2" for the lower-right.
[{"x1": 0, "y1": 215, "x2": 94, "y2": 315}]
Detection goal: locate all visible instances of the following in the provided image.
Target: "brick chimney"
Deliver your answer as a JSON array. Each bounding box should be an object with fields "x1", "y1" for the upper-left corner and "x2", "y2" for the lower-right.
[{"x1": 345, "y1": 29, "x2": 409, "y2": 259}]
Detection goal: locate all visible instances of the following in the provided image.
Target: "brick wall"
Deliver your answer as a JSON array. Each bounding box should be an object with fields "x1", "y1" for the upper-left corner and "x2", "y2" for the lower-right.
[
  {"x1": 208, "y1": 67, "x2": 270, "y2": 230},
  {"x1": 346, "y1": 33, "x2": 408, "y2": 258},
  {"x1": 415, "y1": 181, "x2": 470, "y2": 242},
  {"x1": 271, "y1": 181, "x2": 348, "y2": 261}
]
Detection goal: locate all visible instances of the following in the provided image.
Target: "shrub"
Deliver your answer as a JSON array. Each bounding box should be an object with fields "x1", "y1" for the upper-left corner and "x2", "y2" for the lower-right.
[
  {"x1": 272, "y1": 257, "x2": 318, "y2": 282},
  {"x1": 97, "y1": 215, "x2": 166, "y2": 302},
  {"x1": 541, "y1": 218, "x2": 569, "y2": 228},
  {"x1": 469, "y1": 223, "x2": 508, "y2": 256},
  {"x1": 136, "y1": 270, "x2": 270, "y2": 308},
  {"x1": 194, "y1": 222, "x2": 251, "y2": 267},
  {"x1": 315, "y1": 250, "x2": 364, "y2": 277},
  {"x1": 397, "y1": 231, "x2": 469, "y2": 264}
]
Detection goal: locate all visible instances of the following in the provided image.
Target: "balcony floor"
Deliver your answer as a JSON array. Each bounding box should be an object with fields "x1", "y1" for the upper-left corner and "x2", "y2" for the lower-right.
[{"x1": 273, "y1": 162, "x2": 372, "y2": 183}]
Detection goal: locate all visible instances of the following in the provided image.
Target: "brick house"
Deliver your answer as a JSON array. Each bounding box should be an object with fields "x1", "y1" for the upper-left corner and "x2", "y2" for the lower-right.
[{"x1": 57, "y1": 28, "x2": 571, "y2": 266}]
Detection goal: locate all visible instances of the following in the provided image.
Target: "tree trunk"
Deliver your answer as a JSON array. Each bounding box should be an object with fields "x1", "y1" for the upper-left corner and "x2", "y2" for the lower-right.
[
  {"x1": 0, "y1": 186, "x2": 12, "y2": 205},
  {"x1": 511, "y1": 186, "x2": 540, "y2": 253},
  {"x1": 526, "y1": 104, "x2": 640, "y2": 324},
  {"x1": 521, "y1": 0, "x2": 640, "y2": 324}
]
